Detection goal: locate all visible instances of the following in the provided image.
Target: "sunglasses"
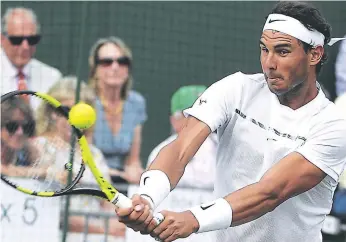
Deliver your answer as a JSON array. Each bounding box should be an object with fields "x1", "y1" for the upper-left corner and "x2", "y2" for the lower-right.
[
  {"x1": 5, "y1": 34, "x2": 41, "y2": 46},
  {"x1": 3, "y1": 121, "x2": 35, "y2": 137},
  {"x1": 95, "y1": 56, "x2": 131, "y2": 67}
]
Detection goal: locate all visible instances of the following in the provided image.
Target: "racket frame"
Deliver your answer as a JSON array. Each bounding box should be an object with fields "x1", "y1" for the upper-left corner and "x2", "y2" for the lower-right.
[{"x1": 1, "y1": 90, "x2": 128, "y2": 206}]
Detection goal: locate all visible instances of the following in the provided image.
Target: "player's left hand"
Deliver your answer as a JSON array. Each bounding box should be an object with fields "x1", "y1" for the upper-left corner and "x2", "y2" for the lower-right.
[{"x1": 147, "y1": 210, "x2": 200, "y2": 242}]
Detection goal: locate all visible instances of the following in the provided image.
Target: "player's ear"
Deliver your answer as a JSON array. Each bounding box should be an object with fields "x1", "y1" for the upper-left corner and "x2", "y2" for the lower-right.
[{"x1": 309, "y1": 45, "x2": 324, "y2": 66}]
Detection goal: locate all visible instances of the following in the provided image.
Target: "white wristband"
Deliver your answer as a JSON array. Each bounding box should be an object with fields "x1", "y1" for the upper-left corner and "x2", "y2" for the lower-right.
[
  {"x1": 137, "y1": 170, "x2": 171, "y2": 209},
  {"x1": 189, "y1": 198, "x2": 233, "y2": 233}
]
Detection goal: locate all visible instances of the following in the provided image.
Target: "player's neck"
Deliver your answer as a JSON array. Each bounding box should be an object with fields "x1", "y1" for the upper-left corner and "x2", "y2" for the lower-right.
[{"x1": 277, "y1": 75, "x2": 318, "y2": 110}]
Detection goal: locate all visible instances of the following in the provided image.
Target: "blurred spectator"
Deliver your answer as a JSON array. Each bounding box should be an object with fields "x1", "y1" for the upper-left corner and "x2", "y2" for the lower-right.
[
  {"x1": 330, "y1": 93, "x2": 346, "y2": 221},
  {"x1": 88, "y1": 37, "x2": 146, "y2": 185},
  {"x1": 147, "y1": 85, "x2": 217, "y2": 190},
  {"x1": 0, "y1": 96, "x2": 43, "y2": 177},
  {"x1": 35, "y1": 76, "x2": 125, "y2": 238},
  {"x1": 1, "y1": 7, "x2": 62, "y2": 109},
  {"x1": 334, "y1": 93, "x2": 346, "y2": 189},
  {"x1": 335, "y1": 93, "x2": 346, "y2": 119},
  {"x1": 335, "y1": 37, "x2": 346, "y2": 97}
]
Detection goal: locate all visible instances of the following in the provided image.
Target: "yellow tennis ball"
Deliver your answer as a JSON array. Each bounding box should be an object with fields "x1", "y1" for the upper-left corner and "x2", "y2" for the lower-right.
[{"x1": 68, "y1": 103, "x2": 96, "y2": 129}]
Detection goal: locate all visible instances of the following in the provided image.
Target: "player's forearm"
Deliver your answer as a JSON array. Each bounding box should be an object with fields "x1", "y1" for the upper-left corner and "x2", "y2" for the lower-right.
[
  {"x1": 137, "y1": 140, "x2": 189, "y2": 208},
  {"x1": 189, "y1": 180, "x2": 283, "y2": 233},
  {"x1": 137, "y1": 140, "x2": 191, "y2": 209},
  {"x1": 139, "y1": 118, "x2": 210, "y2": 208},
  {"x1": 225, "y1": 181, "x2": 282, "y2": 226},
  {"x1": 148, "y1": 139, "x2": 188, "y2": 189},
  {"x1": 148, "y1": 118, "x2": 210, "y2": 189}
]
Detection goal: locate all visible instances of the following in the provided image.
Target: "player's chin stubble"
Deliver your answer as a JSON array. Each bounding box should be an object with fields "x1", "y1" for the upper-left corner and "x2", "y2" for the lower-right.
[{"x1": 265, "y1": 74, "x2": 306, "y2": 98}]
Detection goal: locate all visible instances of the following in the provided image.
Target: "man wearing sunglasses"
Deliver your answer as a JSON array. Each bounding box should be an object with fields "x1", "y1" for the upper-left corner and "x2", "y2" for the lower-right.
[{"x1": 1, "y1": 7, "x2": 62, "y2": 109}]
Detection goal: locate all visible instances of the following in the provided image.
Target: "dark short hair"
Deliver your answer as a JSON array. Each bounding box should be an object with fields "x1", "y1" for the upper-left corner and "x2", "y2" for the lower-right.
[{"x1": 269, "y1": 1, "x2": 332, "y2": 75}]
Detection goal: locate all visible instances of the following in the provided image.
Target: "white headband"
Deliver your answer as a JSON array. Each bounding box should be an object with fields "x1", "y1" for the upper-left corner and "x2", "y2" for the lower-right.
[{"x1": 263, "y1": 14, "x2": 345, "y2": 47}]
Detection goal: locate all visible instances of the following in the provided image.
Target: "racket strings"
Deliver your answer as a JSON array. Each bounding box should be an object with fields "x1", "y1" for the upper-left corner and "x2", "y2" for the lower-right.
[{"x1": 1, "y1": 93, "x2": 84, "y2": 193}]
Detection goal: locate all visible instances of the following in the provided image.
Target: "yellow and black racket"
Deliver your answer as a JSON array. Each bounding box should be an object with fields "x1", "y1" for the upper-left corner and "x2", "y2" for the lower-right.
[{"x1": 0, "y1": 90, "x2": 161, "y2": 214}]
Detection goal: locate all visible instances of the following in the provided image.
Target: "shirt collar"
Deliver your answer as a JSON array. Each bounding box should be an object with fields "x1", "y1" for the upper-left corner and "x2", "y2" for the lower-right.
[
  {"x1": 21, "y1": 62, "x2": 31, "y2": 79},
  {"x1": 1, "y1": 47, "x2": 31, "y2": 79},
  {"x1": 274, "y1": 81, "x2": 328, "y2": 116},
  {"x1": 299, "y1": 82, "x2": 327, "y2": 115}
]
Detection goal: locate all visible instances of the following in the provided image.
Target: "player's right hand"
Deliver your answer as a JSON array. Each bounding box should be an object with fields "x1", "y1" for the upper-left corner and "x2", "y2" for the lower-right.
[{"x1": 115, "y1": 194, "x2": 154, "y2": 233}]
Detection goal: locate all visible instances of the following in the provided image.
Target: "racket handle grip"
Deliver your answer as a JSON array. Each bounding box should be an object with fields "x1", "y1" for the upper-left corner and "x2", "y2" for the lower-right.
[{"x1": 112, "y1": 193, "x2": 133, "y2": 208}]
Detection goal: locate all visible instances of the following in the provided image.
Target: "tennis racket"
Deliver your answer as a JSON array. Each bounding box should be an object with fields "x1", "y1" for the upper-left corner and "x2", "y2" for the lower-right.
[{"x1": 1, "y1": 90, "x2": 164, "y2": 224}]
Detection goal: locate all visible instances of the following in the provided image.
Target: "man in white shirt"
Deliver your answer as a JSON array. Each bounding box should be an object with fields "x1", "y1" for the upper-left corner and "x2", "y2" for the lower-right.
[
  {"x1": 1, "y1": 7, "x2": 62, "y2": 109},
  {"x1": 334, "y1": 93, "x2": 346, "y2": 189},
  {"x1": 116, "y1": 2, "x2": 346, "y2": 242},
  {"x1": 335, "y1": 37, "x2": 346, "y2": 97},
  {"x1": 147, "y1": 85, "x2": 217, "y2": 190}
]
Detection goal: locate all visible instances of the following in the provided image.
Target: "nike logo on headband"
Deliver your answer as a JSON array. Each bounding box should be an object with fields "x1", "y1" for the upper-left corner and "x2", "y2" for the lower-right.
[{"x1": 268, "y1": 19, "x2": 286, "y2": 23}]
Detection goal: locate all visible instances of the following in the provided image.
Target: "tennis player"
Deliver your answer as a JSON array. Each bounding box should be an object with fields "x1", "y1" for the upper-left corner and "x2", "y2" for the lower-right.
[{"x1": 116, "y1": 2, "x2": 346, "y2": 242}]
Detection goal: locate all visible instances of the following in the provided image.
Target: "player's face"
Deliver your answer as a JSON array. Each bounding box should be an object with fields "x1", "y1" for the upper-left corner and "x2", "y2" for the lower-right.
[
  {"x1": 96, "y1": 43, "x2": 130, "y2": 89},
  {"x1": 0, "y1": 14, "x2": 38, "y2": 69},
  {"x1": 260, "y1": 30, "x2": 310, "y2": 96},
  {"x1": 1, "y1": 109, "x2": 28, "y2": 150}
]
